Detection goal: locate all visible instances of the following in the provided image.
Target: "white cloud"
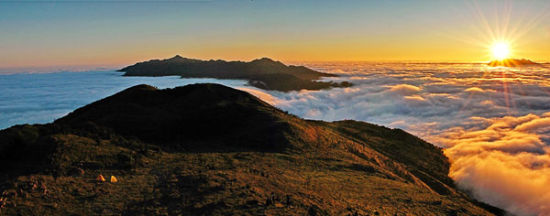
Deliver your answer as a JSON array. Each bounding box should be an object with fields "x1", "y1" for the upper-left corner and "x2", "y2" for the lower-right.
[
  {"x1": 3, "y1": 63, "x2": 550, "y2": 216},
  {"x1": 239, "y1": 62, "x2": 550, "y2": 216},
  {"x1": 441, "y1": 114, "x2": 550, "y2": 216},
  {"x1": 464, "y1": 87, "x2": 485, "y2": 92}
]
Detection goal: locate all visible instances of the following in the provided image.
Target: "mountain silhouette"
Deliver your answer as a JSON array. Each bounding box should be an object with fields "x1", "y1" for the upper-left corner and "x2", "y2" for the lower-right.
[
  {"x1": 488, "y1": 58, "x2": 541, "y2": 67},
  {"x1": 0, "y1": 84, "x2": 504, "y2": 215},
  {"x1": 119, "y1": 56, "x2": 352, "y2": 91}
]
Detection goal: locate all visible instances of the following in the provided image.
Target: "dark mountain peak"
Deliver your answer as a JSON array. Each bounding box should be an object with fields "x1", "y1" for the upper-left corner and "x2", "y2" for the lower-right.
[
  {"x1": 119, "y1": 56, "x2": 346, "y2": 91},
  {"x1": 107, "y1": 83, "x2": 256, "y2": 104},
  {"x1": 164, "y1": 55, "x2": 199, "y2": 63},
  {"x1": 171, "y1": 54, "x2": 184, "y2": 59},
  {"x1": 250, "y1": 57, "x2": 277, "y2": 63},
  {"x1": 124, "y1": 84, "x2": 158, "y2": 91},
  {"x1": 249, "y1": 57, "x2": 287, "y2": 69},
  {"x1": 56, "y1": 83, "x2": 288, "y2": 151}
]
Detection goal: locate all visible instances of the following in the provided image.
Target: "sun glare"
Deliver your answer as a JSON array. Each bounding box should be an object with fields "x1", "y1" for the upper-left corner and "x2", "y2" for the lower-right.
[{"x1": 491, "y1": 42, "x2": 510, "y2": 60}]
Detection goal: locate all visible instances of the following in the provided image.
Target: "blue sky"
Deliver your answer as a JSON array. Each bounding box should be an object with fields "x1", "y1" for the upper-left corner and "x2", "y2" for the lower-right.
[{"x1": 1, "y1": 0, "x2": 549, "y2": 69}]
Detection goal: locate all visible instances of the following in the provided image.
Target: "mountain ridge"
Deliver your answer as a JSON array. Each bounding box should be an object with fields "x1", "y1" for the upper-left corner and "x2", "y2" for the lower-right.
[
  {"x1": 119, "y1": 56, "x2": 352, "y2": 92},
  {"x1": 0, "y1": 83, "x2": 504, "y2": 215}
]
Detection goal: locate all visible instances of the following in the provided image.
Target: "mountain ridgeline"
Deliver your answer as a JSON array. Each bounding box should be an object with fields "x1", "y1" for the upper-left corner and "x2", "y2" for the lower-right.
[
  {"x1": 119, "y1": 56, "x2": 352, "y2": 92},
  {"x1": 0, "y1": 84, "x2": 504, "y2": 215},
  {"x1": 487, "y1": 58, "x2": 541, "y2": 67}
]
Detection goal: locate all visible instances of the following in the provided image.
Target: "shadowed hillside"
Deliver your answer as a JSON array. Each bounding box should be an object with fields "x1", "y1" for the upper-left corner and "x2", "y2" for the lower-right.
[
  {"x1": 0, "y1": 84, "x2": 504, "y2": 215},
  {"x1": 119, "y1": 56, "x2": 352, "y2": 92}
]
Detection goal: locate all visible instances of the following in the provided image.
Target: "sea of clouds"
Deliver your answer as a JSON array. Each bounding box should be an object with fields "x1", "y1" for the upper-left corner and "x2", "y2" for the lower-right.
[
  {"x1": 2, "y1": 63, "x2": 550, "y2": 215},
  {"x1": 0, "y1": 71, "x2": 249, "y2": 129},
  {"x1": 250, "y1": 62, "x2": 550, "y2": 216}
]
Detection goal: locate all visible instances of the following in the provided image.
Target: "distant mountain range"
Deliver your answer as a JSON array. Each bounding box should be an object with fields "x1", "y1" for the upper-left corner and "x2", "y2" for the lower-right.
[
  {"x1": 0, "y1": 84, "x2": 504, "y2": 215},
  {"x1": 119, "y1": 56, "x2": 352, "y2": 92},
  {"x1": 488, "y1": 58, "x2": 541, "y2": 67}
]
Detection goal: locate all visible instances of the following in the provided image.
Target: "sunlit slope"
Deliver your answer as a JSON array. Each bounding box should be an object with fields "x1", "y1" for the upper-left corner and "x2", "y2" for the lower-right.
[{"x1": 0, "y1": 84, "x2": 502, "y2": 215}]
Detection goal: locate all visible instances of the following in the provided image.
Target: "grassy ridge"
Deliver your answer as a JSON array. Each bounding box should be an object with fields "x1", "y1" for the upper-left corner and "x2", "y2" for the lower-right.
[{"x1": 0, "y1": 84, "x2": 501, "y2": 215}]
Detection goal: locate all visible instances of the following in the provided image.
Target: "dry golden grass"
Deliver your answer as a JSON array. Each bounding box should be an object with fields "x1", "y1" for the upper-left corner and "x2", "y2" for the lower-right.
[{"x1": 1, "y1": 135, "x2": 492, "y2": 215}]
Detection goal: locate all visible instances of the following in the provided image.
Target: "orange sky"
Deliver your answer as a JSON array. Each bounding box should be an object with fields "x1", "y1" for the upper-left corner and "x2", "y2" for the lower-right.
[{"x1": 0, "y1": 0, "x2": 549, "y2": 69}]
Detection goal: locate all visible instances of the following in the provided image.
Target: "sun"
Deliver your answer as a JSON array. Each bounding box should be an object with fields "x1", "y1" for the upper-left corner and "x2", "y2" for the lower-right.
[{"x1": 491, "y1": 42, "x2": 510, "y2": 60}]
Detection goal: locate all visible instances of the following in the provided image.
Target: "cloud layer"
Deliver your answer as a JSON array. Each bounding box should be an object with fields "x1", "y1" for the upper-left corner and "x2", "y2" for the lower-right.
[
  {"x1": 0, "y1": 71, "x2": 248, "y2": 129},
  {"x1": 441, "y1": 114, "x2": 550, "y2": 216},
  {"x1": 2, "y1": 63, "x2": 550, "y2": 215},
  {"x1": 243, "y1": 62, "x2": 550, "y2": 216}
]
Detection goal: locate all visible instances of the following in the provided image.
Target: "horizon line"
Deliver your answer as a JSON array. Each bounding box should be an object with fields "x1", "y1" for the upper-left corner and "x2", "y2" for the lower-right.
[{"x1": 1, "y1": 59, "x2": 548, "y2": 74}]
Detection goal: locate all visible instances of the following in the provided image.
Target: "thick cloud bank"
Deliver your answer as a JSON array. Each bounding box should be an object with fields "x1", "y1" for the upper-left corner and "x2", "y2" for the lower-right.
[
  {"x1": 2, "y1": 64, "x2": 550, "y2": 215},
  {"x1": 243, "y1": 62, "x2": 550, "y2": 216},
  {"x1": 441, "y1": 114, "x2": 550, "y2": 216}
]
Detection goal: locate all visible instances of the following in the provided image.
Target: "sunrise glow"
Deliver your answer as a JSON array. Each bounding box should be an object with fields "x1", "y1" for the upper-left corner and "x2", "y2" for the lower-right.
[
  {"x1": 1, "y1": 1, "x2": 550, "y2": 216},
  {"x1": 491, "y1": 42, "x2": 511, "y2": 60}
]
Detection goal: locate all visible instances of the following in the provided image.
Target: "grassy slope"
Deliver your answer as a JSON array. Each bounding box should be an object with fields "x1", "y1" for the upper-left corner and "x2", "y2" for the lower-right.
[{"x1": 0, "y1": 84, "x2": 497, "y2": 216}]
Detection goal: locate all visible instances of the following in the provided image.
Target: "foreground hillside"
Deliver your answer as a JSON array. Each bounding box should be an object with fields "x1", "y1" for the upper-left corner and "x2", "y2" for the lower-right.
[
  {"x1": 0, "y1": 84, "x2": 502, "y2": 215},
  {"x1": 119, "y1": 56, "x2": 351, "y2": 91}
]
